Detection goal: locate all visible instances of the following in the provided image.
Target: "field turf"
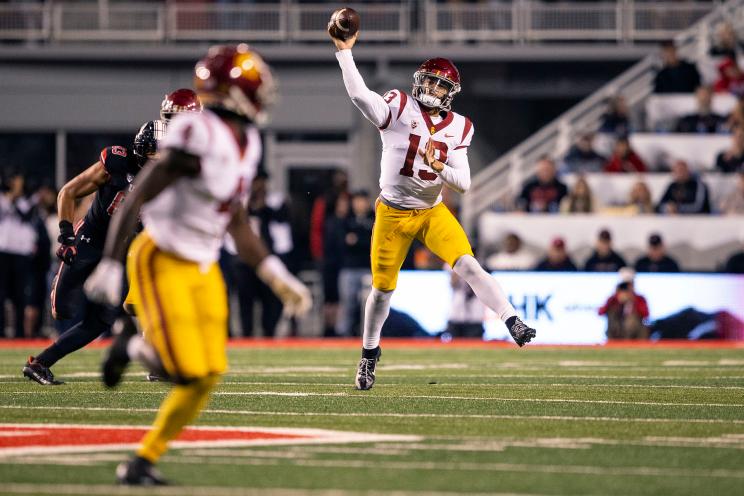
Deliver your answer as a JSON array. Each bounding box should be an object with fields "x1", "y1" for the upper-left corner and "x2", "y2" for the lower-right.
[{"x1": 1, "y1": 340, "x2": 743, "y2": 495}]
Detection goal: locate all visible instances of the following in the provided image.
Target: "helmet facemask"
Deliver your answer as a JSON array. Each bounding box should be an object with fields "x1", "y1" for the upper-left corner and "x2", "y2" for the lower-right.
[
  {"x1": 412, "y1": 72, "x2": 460, "y2": 111},
  {"x1": 134, "y1": 120, "x2": 168, "y2": 167}
]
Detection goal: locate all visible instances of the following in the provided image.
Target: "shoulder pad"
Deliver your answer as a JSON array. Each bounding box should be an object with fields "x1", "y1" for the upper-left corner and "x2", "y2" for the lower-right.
[{"x1": 100, "y1": 146, "x2": 132, "y2": 176}]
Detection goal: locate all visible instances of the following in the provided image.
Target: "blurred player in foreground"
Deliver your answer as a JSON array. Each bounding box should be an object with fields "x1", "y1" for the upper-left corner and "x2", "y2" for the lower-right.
[
  {"x1": 84, "y1": 44, "x2": 311, "y2": 485},
  {"x1": 22, "y1": 119, "x2": 168, "y2": 385},
  {"x1": 331, "y1": 31, "x2": 536, "y2": 390}
]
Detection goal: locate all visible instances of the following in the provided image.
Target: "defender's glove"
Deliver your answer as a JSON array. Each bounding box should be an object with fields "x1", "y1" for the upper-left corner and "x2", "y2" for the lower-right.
[
  {"x1": 84, "y1": 258, "x2": 124, "y2": 307},
  {"x1": 56, "y1": 220, "x2": 77, "y2": 265},
  {"x1": 257, "y1": 255, "x2": 313, "y2": 317}
]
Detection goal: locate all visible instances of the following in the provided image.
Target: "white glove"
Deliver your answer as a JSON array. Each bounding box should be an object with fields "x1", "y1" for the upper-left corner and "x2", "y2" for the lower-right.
[
  {"x1": 84, "y1": 258, "x2": 124, "y2": 306},
  {"x1": 257, "y1": 255, "x2": 312, "y2": 317}
]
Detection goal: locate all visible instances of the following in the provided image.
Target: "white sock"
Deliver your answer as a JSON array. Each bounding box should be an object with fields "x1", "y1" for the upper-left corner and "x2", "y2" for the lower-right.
[
  {"x1": 453, "y1": 255, "x2": 517, "y2": 322},
  {"x1": 362, "y1": 287, "x2": 393, "y2": 349}
]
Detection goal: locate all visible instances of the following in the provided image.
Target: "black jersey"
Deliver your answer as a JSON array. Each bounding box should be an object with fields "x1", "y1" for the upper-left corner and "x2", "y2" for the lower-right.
[{"x1": 81, "y1": 146, "x2": 139, "y2": 248}]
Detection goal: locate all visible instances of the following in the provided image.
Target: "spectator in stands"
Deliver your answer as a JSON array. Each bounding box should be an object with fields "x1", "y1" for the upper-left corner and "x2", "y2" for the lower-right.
[
  {"x1": 485, "y1": 232, "x2": 537, "y2": 271},
  {"x1": 534, "y1": 237, "x2": 577, "y2": 272},
  {"x1": 321, "y1": 192, "x2": 350, "y2": 336},
  {"x1": 674, "y1": 86, "x2": 726, "y2": 133},
  {"x1": 310, "y1": 169, "x2": 348, "y2": 262},
  {"x1": 584, "y1": 229, "x2": 626, "y2": 272},
  {"x1": 723, "y1": 244, "x2": 744, "y2": 273},
  {"x1": 561, "y1": 133, "x2": 606, "y2": 173},
  {"x1": 715, "y1": 124, "x2": 744, "y2": 172},
  {"x1": 603, "y1": 180, "x2": 655, "y2": 215},
  {"x1": 0, "y1": 172, "x2": 37, "y2": 338},
  {"x1": 599, "y1": 95, "x2": 631, "y2": 135},
  {"x1": 234, "y1": 171, "x2": 294, "y2": 338},
  {"x1": 720, "y1": 171, "x2": 744, "y2": 215},
  {"x1": 336, "y1": 190, "x2": 374, "y2": 337},
  {"x1": 603, "y1": 136, "x2": 648, "y2": 173},
  {"x1": 516, "y1": 157, "x2": 567, "y2": 213},
  {"x1": 627, "y1": 180, "x2": 655, "y2": 214},
  {"x1": 26, "y1": 185, "x2": 51, "y2": 338},
  {"x1": 560, "y1": 176, "x2": 595, "y2": 213},
  {"x1": 714, "y1": 58, "x2": 744, "y2": 97},
  {"x1": 635, "y1": 233, "x2": 680, "y2": 273},
  {"x1": 709, "y1": 22, "x2": 743, "y2": 59},
  {"x1": 653, "y1": 40, "x2": 701, "y2": 94},
  {"x1": 657, "y1": 160, "x2": 711, "y2": 214},
  {"x1": 598, "y1": 281, "x2": 650, "y2": 340}
]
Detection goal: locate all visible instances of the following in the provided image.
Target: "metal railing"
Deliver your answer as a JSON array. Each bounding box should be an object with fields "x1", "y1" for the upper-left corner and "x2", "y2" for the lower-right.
[
  {"x1": 460, "y1": 0, "x2": 744, "y2": 234},
  {"x1": 0, "y1": 1, "x2": 725, "y2": 44}
]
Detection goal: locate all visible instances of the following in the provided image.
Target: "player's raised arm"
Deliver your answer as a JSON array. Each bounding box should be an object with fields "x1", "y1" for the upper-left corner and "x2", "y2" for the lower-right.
[{"x1": 331, "y1": 33, "x2": 390, "y2": 128}]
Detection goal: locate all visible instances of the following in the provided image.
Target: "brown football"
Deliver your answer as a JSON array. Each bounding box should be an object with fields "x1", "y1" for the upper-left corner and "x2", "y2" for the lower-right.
[{"x1": 328, "y1": 7, "x2": 360, "y2": 41}]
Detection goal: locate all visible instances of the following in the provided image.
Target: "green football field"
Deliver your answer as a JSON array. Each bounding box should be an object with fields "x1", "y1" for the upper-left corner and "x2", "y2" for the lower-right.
[{"x1": 1, "y1": 342, "x2": 743, "y2": 496}]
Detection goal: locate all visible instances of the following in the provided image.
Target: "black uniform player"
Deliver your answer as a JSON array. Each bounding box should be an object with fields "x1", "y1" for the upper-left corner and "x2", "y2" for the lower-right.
[{"x1": 22, "y1": 121, "x2": 166, "y2": 385}]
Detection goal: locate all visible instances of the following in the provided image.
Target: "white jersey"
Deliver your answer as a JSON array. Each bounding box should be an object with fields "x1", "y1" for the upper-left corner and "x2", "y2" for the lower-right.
[
  {"x1": 377, "y1": 89, "x2": 473, "y2": 209},
  {"x1": 141, "y1": 109, "x2": 260, "y2": 264},
  {"x1": 335, "y1": 49, "x2": 474, "y2": 210}
]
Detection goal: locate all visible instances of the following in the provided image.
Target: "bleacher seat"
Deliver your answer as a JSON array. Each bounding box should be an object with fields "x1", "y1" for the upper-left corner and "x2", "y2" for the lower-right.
[
  {"x1": 478, "y1": 213, "x2": 744, "y2": 271},
  {"x1": 630, "y1": 133, "x2": 730, "y2": 170},
  {"x1": 644, "y1": 93, "x2": 737, "y2": 132},
  {"x1": 562, "y1": 172, "x2": 734, "y2": 211},
  {"x1": 595, "y1": 133, "x2": 731, "y2": 171}
]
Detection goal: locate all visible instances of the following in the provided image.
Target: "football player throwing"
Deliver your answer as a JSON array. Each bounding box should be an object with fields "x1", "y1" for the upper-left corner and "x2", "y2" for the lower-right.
[{"x1": 331, "y1": 31, "x2": 536, "y2": 391}]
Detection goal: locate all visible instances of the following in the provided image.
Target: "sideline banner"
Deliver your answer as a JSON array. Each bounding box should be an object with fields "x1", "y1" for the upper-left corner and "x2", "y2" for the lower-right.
[{"x1": 391, "y1": 272, "x2": 744, "y2": 344}]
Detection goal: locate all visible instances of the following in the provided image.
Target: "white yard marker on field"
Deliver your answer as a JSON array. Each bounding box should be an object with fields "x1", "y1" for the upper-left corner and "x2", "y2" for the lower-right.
[
  {"x1": 169, "y1": 454, "x2": 744, "y2": 479},
  {"x1": 2, "y1": 405, "x2": 743, "y2": 425},
  {"x1": 5, "y1": 390, "x2": 742, "y2": 408}
]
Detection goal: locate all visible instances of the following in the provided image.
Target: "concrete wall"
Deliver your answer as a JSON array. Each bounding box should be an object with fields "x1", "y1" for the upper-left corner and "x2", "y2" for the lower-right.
[{"x1": 0, "y1": 43, "x2": 643, "y2": 193}]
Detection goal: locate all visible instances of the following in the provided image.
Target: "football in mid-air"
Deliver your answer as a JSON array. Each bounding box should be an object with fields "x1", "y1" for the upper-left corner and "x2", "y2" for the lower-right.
[{"x1": 328, "y1": 7, "x2": 360, "y2": 41}]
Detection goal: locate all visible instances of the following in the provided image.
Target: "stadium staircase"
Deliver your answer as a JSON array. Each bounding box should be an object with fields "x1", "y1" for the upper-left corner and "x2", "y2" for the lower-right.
[{"x1": 461, "y1": 0, "x2": 744, "y2": 235}]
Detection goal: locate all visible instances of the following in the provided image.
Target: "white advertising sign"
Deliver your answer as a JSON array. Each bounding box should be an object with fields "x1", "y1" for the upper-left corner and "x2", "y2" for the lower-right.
[{"x1": 390, "y1": 271, "x2": 744, "y2": 344}]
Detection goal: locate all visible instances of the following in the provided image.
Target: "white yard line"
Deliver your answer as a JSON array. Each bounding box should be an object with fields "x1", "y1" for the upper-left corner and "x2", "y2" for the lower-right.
[
  {"x1": 1, "y1": 404, "x2": 743, "y2": 424},
  {"x1": 169, "y1": 455, "x2": 744, "y2": 479},
  {"x1": 4, "y1": 390, "x2": 742, "y2": 408}
]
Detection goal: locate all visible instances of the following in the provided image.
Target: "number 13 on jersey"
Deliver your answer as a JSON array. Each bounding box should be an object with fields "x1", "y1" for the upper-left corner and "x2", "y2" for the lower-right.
[{"x1": 398, "y1": 133, "x2": 448, "y2": 181}]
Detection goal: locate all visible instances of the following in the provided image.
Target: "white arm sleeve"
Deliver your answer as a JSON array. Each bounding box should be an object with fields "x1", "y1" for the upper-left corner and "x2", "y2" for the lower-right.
[
  {"x1": 335, "y1": 49, "x2": 390, "y2": 128},
  {"x1": 437, "y1": 148, "x2": 471, "y2": 194}
]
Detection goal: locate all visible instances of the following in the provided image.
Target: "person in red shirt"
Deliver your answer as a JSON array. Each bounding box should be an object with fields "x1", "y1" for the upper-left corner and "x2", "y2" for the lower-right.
[
  {"x1": 598, "y1": 281, "x2": 650, "y2": 339},
  {"x1": 714, "y1": 58, "x2": 744, "y2": 97},
  {"x1": 604, "y1": 137, "x2": 648, "y2": 173}
]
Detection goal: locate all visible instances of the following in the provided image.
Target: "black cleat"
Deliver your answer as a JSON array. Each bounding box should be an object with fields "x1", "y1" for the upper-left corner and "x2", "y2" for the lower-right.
[
  {"x1": 116, "y1": 456, "x2": 168, "y2": 486},
  {"x1": 146, "y1": 373, "x2": 164, "y2": 382},
  {"x1": 506, "y1": 316, "x2": 536, "y2": 347},
  {"x1": 22, "y1": 356, "x2": 63, "y2": 385},
  {"x1": 102, "y1": 315, "x2": 137, "y2": 388},
  {"x1": 355, "y1": 347, "x2": 381, "y2": 390}
]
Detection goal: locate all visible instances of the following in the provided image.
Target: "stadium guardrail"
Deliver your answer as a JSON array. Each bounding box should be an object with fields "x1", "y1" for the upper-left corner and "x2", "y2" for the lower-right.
[{"x1": 0, "y1": 1, "x2": 725, "y2": 44}]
